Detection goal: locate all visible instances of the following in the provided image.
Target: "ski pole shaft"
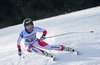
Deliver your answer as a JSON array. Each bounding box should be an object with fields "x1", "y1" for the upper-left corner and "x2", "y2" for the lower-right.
[
  {"x1": 46, "y1": 31, "x2": 94, "y2": 39},
  {"x1": 46, "y1": 32, "x2": 73, "y2": 38},
  {"x1": 22, "y1": 53, "x2": 25, "y2": 59}
]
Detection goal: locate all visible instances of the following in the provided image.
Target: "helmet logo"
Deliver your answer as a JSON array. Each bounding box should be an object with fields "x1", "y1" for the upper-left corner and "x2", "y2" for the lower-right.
[{"x1": 26, "y1": 21, "x2": 31, "y2": 24}]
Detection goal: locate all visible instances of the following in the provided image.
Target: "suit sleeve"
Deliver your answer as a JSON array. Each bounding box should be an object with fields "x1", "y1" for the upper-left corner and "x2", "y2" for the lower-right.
[
  {"x1": 35, "y1": 27, "x2": 47, "y2": 36},
  {"x1": 17, "y1": 32, "x2": 23, "y2": 50}
]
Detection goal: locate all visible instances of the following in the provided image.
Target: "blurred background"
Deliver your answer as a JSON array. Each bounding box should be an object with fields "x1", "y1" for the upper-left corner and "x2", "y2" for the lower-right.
[{"x1": 0, "y1": 0, "x2": 100, "y2": 29}]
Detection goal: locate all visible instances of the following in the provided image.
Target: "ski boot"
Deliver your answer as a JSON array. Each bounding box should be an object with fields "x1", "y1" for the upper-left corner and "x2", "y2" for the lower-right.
[
  {"x1": 64, "y1": 46, "x2": 78, "y2": 55},
  {"x1": 44, "y1": 51, "x2": 56, "y2": 61},
  {"x1": 44, "y1": 51, "x2": 54, "y2": 58}
]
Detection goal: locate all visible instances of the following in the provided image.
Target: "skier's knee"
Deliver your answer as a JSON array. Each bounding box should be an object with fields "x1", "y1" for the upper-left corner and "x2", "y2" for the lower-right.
[{"x1": 27, "y1": 45, "x2": 34, "y2": 53}]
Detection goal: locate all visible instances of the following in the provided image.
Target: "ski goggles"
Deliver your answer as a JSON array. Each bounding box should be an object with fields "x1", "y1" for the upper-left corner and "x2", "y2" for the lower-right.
[{"x1": 25, "y1": 25, "x2": 33, "y2": 29}]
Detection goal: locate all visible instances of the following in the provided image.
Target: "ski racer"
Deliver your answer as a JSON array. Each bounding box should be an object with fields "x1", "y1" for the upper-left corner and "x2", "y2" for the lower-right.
[{"x1": 17, "y1": 18, "x2": 76, "y2": 58}]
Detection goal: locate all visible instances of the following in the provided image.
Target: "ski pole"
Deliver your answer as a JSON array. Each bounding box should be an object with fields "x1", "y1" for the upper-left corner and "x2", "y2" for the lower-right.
[
  {"x1": 46, "y1": 31, "x2": 94, "y2": 39},
  {"x1": 22, "y1": 53, "x2": 25, "y2": 59}
]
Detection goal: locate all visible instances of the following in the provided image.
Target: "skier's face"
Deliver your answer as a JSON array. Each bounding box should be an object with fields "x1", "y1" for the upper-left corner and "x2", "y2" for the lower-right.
[
  {"x1": 25, "y1": 25, "x2": 34, "y2": 32},
  {"x1": 27, "y1": 27, "x2": 33, "y2": 32}
]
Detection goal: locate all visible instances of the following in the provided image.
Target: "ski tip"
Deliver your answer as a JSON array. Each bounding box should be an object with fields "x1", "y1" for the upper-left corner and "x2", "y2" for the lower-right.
[
  {"x1": 53, "y1": 57, "x2": 56, "y2": 61},
  {"x1": 74, "y1": 51, "x2": 79, "y2": 55}
]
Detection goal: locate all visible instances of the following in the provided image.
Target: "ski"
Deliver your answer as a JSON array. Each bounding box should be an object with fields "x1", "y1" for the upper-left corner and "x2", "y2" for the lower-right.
[
  {"x1": 48, "y1": 51, "x2": 79, "y2": 61},
  {"x1": 52, "y1": 57, "x2": 57, "y2": 61},
  {"x1": 69, "y1": 50, "x2": 79, "y2": 55},
  {"x1": 73, "y1": 50, "x2": 79, "y2": 55}
]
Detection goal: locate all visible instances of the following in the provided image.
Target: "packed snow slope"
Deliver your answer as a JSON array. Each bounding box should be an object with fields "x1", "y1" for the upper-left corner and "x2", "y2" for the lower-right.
[{"x1": 0, "y1": 6, "x2": 100, "y2": 65}]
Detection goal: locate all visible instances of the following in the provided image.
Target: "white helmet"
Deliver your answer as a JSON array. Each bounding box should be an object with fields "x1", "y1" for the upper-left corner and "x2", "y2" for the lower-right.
[{"x1": 23, "y1": 18, "x2": 34, "y2": 29}]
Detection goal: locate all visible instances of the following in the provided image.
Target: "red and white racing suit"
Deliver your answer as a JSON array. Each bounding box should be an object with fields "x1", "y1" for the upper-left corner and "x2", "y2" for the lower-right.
[{"x1": 17, "y1": 27, "x2": 64, "y2": 55}]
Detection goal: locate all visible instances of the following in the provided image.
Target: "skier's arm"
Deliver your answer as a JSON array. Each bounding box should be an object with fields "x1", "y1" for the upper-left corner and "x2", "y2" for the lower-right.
[
  {"x1": 35, "y1": 27, "x2": 47, "y2": 41},
  {"x1": 17, "y1": 32, "x2": 23, "y2": 56},
  {"x1": 17, "y1": 36, "x2": 22, "y2": 49},
  {"x1": 35, "y1": 27, "x2": 47, "y2": 36}
]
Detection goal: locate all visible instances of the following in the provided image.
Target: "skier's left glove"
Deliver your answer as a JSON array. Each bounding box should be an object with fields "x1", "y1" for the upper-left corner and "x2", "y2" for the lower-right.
[
  {"x1": 18, "y1": 49, "x2": 22, "y2": 56},
  {"x1": 40, "y1": 35, "x2": 46, "y2": 42}
]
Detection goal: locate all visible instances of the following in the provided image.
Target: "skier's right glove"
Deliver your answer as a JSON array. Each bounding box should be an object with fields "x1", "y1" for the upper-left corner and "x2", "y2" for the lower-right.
[
  {"x1": 18, "y1": 49, "x2": 22, "y2": 56},
  {"x1": 40, "y1": 35, "x2": 46, "y2": 42}
]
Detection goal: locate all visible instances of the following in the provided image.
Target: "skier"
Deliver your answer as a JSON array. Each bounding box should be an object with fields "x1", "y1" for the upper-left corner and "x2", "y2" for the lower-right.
[{"x1": 17, "y1": 18, "x2": 76, "y2": 58}]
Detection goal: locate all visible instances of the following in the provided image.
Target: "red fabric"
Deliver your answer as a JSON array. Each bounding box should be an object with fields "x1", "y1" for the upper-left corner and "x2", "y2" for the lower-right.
[
  {"x1": 43, "y1": 31, "x2": 47, "y2": 35},
  {"x1": 27, "y1": 49, "x2": 32, "y2": 52},
  {"x1": 17, "y1": 45, "x2": 21, "y2": 49},
  {"x1": 37, "y1": 39, "x2": 48, "y2": 47}
]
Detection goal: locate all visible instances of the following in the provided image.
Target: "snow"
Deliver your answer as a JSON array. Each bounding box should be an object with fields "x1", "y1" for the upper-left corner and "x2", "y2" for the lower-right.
[{"x1": 0, "y1": 6, "x2": 100, "y2": 65}]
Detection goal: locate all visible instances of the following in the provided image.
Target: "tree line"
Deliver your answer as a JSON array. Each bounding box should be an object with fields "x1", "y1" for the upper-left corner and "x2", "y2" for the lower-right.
[{"x1": 0, "y1": 0, "x2": 100, "y2": 28}]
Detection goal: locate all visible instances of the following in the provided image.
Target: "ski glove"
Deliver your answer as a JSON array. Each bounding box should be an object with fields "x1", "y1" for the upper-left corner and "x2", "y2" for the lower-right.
[
  {"x1": 40, "y1": 35, "x2": 46, "y2": 42},
  {"x1": 18, "y1": 49, "x2": 22, "y2": 56}
]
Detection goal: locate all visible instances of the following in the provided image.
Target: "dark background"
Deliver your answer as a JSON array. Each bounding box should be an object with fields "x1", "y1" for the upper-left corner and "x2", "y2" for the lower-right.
[{"x1": 0, "y1": 0, "x2": 100, "y2": 29}]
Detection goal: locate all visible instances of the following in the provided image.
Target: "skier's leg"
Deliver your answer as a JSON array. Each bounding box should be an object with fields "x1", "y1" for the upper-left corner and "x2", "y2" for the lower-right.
[
  {"x1": 37, "y1": 39, "x2": 63, "y2": 50},
  {"x1": 37, "y1": 39, "x2": 75, "y2": 52},
  {"x1": 45, "y1": 45, "x2": 76, "y2": 53},
  {"x1": 27, "y1": 45, "x2": 44, "y2": 55},
  {"x1": 37, "y1": 39, "x2": 65, "y2": 50},
  {"x1": 27, "y1": 45, "x2": 54, "y2": 58},
  {"x1": 44, "y1": 45, "x2": 64, "y2": 50}
]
